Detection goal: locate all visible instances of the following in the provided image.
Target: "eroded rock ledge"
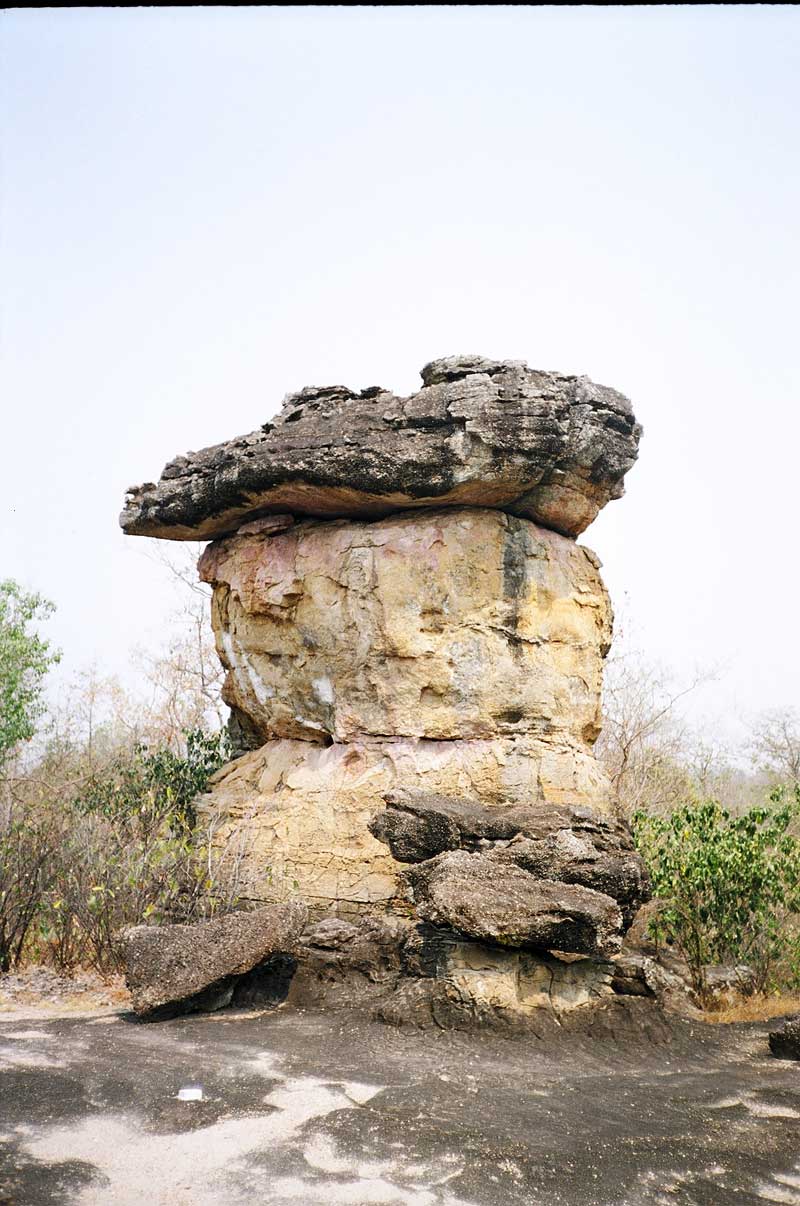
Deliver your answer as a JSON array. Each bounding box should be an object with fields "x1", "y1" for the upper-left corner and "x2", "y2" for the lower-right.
[
  {"x1": 370, "y1": 789, "x2": 648, "y2": 924},
  {"x1": 121, "y1": 355, "x2": 641, "y2": 541}
]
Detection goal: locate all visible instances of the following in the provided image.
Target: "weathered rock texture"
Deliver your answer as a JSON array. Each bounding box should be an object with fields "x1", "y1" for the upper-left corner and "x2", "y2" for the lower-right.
[
  {"x1": 403, "y1": 851, "x2": 623, "y2": 959},
  {"x1": 121, "y1": 901, "x2": 307, "y2": 1018},
  {"x1": 198, "y1": 508, "x2": 611, "y2": 746},
  {"x1": 195, "y1": 502, "x2": 617, "y2": 913},
  {"x1": 369, "y1": 789, "x2": 648, "y2": 922},
  {"x1": 121, "y1": 355, "x2": 641, "y2": 541},
  {"x1": 121, "y1": 354, "x2": 643, "y2": 1029},
  {"x1": 769, "y1": 1016, "x2": 800, "y2": 1060},
  {"x1": 377, "y1": 945, "x2": 617, "y2": 1032},
  {"x1": 199, "y1": 734, "x2": 612, "y2": 911},
  {"x1": 238, "y1": 915, "x2": 618, "y2": 1031}
]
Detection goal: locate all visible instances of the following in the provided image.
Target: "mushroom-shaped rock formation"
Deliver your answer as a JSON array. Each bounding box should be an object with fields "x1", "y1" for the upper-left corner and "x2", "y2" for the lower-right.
[
  {"x1": 121, "y1": 355, "x2": 641, "y2": 541},
  {"x1": 120, "y1": 355, "x2": 644, "y2": 1030}
]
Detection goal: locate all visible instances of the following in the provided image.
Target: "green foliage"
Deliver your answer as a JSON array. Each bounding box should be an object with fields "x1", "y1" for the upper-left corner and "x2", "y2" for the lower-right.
[
  {"x1": 0, "y1": 728, "x2": 239, "y2": 974},
  {"x1": 76, "y1": 728, "x2": 231, "y2": 832},
  {"x1": 633, "y1": 787, "x2": 800, "y2": 1002},
  {"x1": 0, "y1": 580, "x2": 61, "y2": 767}
]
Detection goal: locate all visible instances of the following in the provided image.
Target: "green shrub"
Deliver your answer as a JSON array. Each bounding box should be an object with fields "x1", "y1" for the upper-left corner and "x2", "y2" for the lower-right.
[
  {"x1": 75, "y1": 728, "x2": 230, "y2": 832},
  {"x1": 0, "y1": 728, "x2": 246, "y2": 974},
  {"x1": 633, "y1": 787, "x2": 800, "y2": 1004},
  {"x1": 0, "y1": 579, "x2": 60, "y2": 769}
]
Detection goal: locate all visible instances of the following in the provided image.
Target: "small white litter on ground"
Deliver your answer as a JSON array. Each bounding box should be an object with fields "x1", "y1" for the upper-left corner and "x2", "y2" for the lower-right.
[{"x1": 177, "y1": 1085, "x2": 204, "y2": 1102}]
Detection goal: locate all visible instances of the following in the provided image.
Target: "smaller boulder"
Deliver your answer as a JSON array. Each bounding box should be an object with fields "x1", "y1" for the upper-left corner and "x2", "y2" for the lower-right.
[
  {"x1": 610, "y1": 953, "x2": 702, "y2": 1019},
  {"x1": 122, "y1": 901, "x2": 307, "y2": 1019},
  {"x1": 370, "y1": 790, "x2": 649, "y2": 922},
  {"x1": 403, "y1": 851, "x2": 623, "y2": 959},
  {"x1": 769, "y1": 1016, "x2": 800, "y2": 1060},
  {"x1": 368, "y1": 799, "x2": 462, "y2": 863}
]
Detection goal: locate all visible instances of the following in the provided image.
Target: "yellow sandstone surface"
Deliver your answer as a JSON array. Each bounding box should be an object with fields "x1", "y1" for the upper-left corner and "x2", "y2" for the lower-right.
[
  {"x1": 199, "y1": 508, "x2": 611, "y2": 745},
  {"x1": 199, "y1": 733, "x2": 613, "y2": 912},
  {"x1": 197, "y1": 508, "x2": 614, "y2": 914}
]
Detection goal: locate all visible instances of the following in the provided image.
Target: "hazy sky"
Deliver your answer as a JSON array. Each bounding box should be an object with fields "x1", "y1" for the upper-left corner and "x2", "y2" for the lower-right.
[{"x1": 2, "y1": 6, "x2": 798, "y2": 744}]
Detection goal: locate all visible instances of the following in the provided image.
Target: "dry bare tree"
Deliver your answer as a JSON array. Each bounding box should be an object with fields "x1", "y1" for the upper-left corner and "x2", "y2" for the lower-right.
[{"x1": 749, "y1": 708, "x2": 800, "y2": 786}]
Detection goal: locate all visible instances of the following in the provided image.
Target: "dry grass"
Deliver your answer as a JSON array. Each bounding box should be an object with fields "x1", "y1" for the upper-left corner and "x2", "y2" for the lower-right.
[
  {"x1": 0, "y1": 966, "x2": 130, "y2": 1014},
  {"x1": 703, "y1": 994, "x2": 800, "y2": 1024}
]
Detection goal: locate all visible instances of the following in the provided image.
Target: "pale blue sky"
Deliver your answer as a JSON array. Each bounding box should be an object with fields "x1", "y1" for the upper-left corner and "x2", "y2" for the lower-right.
[{"x1": 2, "y1": 6, "x2": 798, "y2": 741}]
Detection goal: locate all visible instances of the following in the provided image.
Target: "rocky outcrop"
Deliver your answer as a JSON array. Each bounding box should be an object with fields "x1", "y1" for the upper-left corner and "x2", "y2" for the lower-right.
[
  {"x1": 121, "y1": 901, "x2": 307, "y2": 1018},
  {"x1": 237, "y1": 914, "x2": 618, "y2": 1032},
  {"x1": 121, "y1": 354, "x2": 645, "y2": 1031},
  {"x1": 193, "y1": 500, "x2": 618, "y2": 914},
  {"x1": 286, "y1": 916, "x2": 411, "y2": 1010},
  {"x1": 198, "y1": 735, "x2": 612, "y2": 912},
  {"x1": 369, "y1": 789, "x2": 649, "y2": 923},
  {"x1": 403, "y1": 851, "x2": 623, "y2": 959},
  {"x1": 769, "y1": 1017, "x2": 800, "y2": 1060},
  {"x1": 377, "y1": 946, "x2": 617, "y2": 1033},
  {"x1": 121, "y1": 356, "x2": 641, "y2": 541}
]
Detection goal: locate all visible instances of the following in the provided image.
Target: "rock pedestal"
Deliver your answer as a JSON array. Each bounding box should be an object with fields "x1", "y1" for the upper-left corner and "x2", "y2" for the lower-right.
[
  {"x1": 196, "y1": 504, "x2": 615, "y2": 911},
  {"x1": 121, "y1": 354, "x2": 647, "y2": 1029}
]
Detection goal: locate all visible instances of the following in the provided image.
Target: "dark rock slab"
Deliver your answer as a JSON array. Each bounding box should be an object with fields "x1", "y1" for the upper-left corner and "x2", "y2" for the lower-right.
[
  {"x1": 370, "y1": 790, "x2": 649, "y2": 922},
  {"x1": 121, "y1": 901, "x2": 307, "y2": 1018},
  {"x1": 495, "y1": 831, "x2": 648, "y2": 926},
  {"x1": 285, "y1": 916, "x2": 411, "y2": 1010},
  {"x1": 374, "y1": 790, "x2": 633, "y2": 853},
  {"x1": 769, "y1": 1016, "x2": 800, "y2": 1060},
  {"x1": 368, "y1": 794, "x2": 466, "y2": 862},
  {"x1": 403, "y1": 850, "x2": 623, "y2": 959},
  {"x1": 120, "y1": 355, "x2": 641, "y2": 540}
]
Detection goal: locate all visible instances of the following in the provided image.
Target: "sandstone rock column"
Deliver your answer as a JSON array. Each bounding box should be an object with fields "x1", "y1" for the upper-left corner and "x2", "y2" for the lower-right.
[{"x1": 120, "y1": 355, "x2": 642, "y2": 918}]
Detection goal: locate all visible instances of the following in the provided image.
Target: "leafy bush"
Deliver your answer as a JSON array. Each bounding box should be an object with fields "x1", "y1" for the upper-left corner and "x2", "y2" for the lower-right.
[
  {"x1": 633, "y1": 787, "x2": 800, "y2": 1004},
  {"x1": 0, "y1": 579, "x2": 60, "y2": 769},
  {"x1": 0, "y1": 728, "x2": 253, "y2": 975},
  {"x1": 75, "y1": 728, "x2": 230, "y2": 832}
]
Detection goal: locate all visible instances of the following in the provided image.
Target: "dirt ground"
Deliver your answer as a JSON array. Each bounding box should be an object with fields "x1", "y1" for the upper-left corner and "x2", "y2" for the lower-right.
[
  {"x1": 0, "y1": 968, "x2": 130, "y2": 1017},
  {"x1": 1, "y1": 976, "x2": 800, "y2": 1206}
]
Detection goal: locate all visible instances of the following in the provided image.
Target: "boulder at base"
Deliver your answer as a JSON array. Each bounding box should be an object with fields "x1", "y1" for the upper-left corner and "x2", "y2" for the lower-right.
[
  {"x1": 769, "y1": 1016, "x2": 800, "y2": 1060},
  {"x1": 121, "y1": 901, "x2": 307, "y2": 1019},
  {"x1": 404, "y1": 851, "x2": 623, "y2": 959}
]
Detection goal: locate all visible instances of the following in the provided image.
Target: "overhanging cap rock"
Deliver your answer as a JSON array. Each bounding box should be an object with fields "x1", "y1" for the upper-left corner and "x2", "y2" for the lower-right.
[{"x1": 120, "y1": 355, "x2": 641, "y2": 541}]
